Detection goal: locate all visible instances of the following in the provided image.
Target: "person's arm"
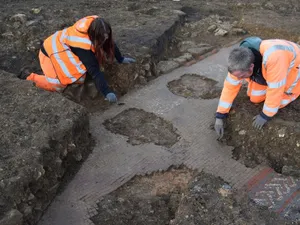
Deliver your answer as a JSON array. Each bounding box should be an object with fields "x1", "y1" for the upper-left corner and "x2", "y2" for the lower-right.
[
  {"x1": 260, "y1": 53, "x2": 289, "y2": 120},
  {"x1": 114, "y1": 42, "x2": 124, "y2": 63},
  {"x1": 216, "y1": 72, "x2": 243, "y2": 119},
  {"x1": 114, "y1": 41, "x2": 136, "y2": 64},
  {"x1": 70, "y1": 47, "x2": 112, "y2": 96}
]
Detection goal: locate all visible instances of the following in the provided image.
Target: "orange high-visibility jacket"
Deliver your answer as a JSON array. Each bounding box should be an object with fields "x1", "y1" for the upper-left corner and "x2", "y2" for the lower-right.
[
  {"x1": 217, "y1": 39, "x2": 300, "y2": 118},
  {"x1": 43, "y1": 15, "x2": 98, "y2": 85}
]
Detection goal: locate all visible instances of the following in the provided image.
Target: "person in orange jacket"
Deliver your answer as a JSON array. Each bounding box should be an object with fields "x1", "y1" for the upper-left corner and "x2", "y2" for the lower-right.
[
  {"x1": 18, "y1": 15, "x2": 136, "y2": 103},
  {"x1": 214, "y1": 37, "x2": 300, "y2": 138}
]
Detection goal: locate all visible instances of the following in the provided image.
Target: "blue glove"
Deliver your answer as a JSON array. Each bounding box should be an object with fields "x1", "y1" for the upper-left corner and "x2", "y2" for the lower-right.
[
  {"x1": 122, "y1": 57, "x2": 136, "y2": 64},
  {"x1": 105, "y1": 92, "x2": 117, "y2": 103},
  {"x1": 252, "y1": 114, "x2": 267, "y2": 129}
]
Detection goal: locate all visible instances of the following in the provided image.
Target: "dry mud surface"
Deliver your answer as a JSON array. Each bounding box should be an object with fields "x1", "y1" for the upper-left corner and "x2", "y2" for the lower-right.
[
  {"x1": 1, "y1": 0, "x2": 300, "y2": 224},
  {"x1": 91, "y1": 168, "x2": 291, "y2": 225}
]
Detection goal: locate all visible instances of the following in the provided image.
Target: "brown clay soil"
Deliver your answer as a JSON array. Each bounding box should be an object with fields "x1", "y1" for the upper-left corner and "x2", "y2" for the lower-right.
[
  {"x1": 90, "y1": 167, "x2": 292, "y2": 225},
  {"x1": 1, "y1": 0, "x2": 300, "y2": 224}
]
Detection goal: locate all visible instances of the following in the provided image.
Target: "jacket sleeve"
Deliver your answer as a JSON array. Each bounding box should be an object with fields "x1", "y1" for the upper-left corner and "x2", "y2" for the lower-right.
[
  {"x1": 114, "y1": 42, "x2": 124, "y2": 63},
  {"x1": 260, "y1": 53, "x2": 290, "y2": 120},
  {"x1": 216, "y1": 72, "x2": 242, "y2": 119},
  {"x1": 70, "y1": 47, "x2": 111, "y2": 96}
]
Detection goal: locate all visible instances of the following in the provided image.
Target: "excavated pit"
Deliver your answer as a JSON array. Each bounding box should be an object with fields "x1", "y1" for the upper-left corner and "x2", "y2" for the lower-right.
[
  {"x1": 167, "y1": 74, "x2": 221, "y2": 99},
  {"x1": 90, "y1": 167, "x2": 290, "y2": 225},
  {"x1": 0, "y1": 71, "x2": 92, "y2": 225},
  {"x1": 225, "y1": 88, "x2": 300, "y2": 176},
  {"x1": 103, "y1": 108, "x2": 180, "y2": 147},
  {"x1": 2, "y1": 0, "x2": 300, "y2": 224}
]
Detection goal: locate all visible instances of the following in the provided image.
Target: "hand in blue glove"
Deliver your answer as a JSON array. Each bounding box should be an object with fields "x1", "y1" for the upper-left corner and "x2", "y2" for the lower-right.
[
  {"x1": 122, "y1": 57, "x2": 136, "y2": 64},
  {"x1": 105, "y1": 92, "x2": 117, "y2": 103},
  {"x1": 214, "y1": 118, "x2": 224, "y2": 139},
  {"x1": 252, "y1": 114, "x2": 267, "y2": 129}
]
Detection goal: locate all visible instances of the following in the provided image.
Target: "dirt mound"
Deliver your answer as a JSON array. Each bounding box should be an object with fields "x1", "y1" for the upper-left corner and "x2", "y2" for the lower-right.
[
  {"x1": 90, "y1": 168, "x2": 290, "y2": 225},
  {"x1": 167, "y1": 74, "x2": 221, "y2": 99},
  {"x1": 103, "y1": 108, "x2": 180, "y2": 147},
  {"x1": 0, "y1": 70, "x2": 91, "y2": 224}
]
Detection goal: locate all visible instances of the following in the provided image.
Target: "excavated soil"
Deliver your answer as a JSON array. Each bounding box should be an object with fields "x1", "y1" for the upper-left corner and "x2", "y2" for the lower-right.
[
  {"x1": 0, "y1": 70, "x2": 92, "y2": 225},
  {"x1": 224, "y1": 88, "x2": 300, "y2": 174},
  {"x1": 2, "y1": 0, "x2": 300, "y2": 224},
  {"x1": 103, "y1": 108, "x2": 180, "y2": 147},
  {"x1": 167, "y1": 74, "x2": 221, "y2": 99},
  {"x1": 90, "y1": 167, "x2": 291, "y2": 225}
]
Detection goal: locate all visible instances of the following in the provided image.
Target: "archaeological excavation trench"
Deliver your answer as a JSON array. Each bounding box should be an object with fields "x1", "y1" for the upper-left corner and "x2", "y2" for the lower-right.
[{"x1": 1, "y1": 0, "x2": 300, "y2": 225}]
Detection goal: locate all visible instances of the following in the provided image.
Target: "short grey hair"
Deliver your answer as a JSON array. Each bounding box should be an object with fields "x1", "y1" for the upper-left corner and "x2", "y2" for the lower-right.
[{"x1": 227, "y1": 47, "x2": 254, "y2": 73}]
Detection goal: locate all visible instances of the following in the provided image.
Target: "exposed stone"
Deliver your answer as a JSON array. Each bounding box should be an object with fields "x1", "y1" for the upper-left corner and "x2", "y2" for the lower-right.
[
  {"x1": 231, "y1": 28, "x2": 247, "y2": 35},
  {"x1": 138, "y1": 75, "x2": 148, "y2": 85},
  {"x1": 139, "y1": 69, "x2": 146, "y2": 77},
  {"x1": 74, "y1": 153, "x2": 83, "y2": 162},
  {"x1": 238, "y1": 130, "x2": 246, "y2": 135},
  {"x1": 187, "y1": 46, "x2": 213, "y2": 56},
  {"x1": 13, "y1": 22, "x2": 22, "y2": 29},
  {"x1": 172, "y1": 10, "x2": 186, "y2": 16},
  {"x1": 85, "y1": 80, "x2": 99, "y2": 99},
  {"x1": 214, "y1": 28, "x2": 228, "y2": 36},
  {"x1": 31, "y1": 8, "x2": 41, "y2": 14},
  {"x1": 232, "y1": 21, "x2": 239, "y2": 27},
  {"x1": 278, "y1": 127, "x2": 286, "y2": 138},
  {"x1": 190, "y1": 32, "x2": 199, "y2": 38},
  {"x1": 218, "y1": 184, "x2": 232, "y2": 197},
  {"x1": 182, "y1": 32, "x2": 190, "y2": 38},
  {"x1": 264, "y1": 2, "x2": 275, "y2": 10},
  {"x1": 207, "y1": 24, "x2": 217, "y2": 32},
  {"x1": 282, "y1": 166, "x2": 300, "y2": 177},
  {"x1": 26, "y1": 20, "x2": 39, "y2": 27},
  {"x1": 0, "y1": 209, "x2": 23, "y2": 225},
  {"x1": 173, "y1": 53, "x2": 193, "y2": 64},
  {"x1": 21, "y1": 204, "x2": 33, "y2": 217},
  {"x1": 10, "y1": 13, "x2": 27, "y2": 24},
  {"x1": 187, "y1": 21, "x2": 203, "y2": 29},
  {"x1": 1, "y1": 32, "x2": 14, "y2": 39},
  {"x1": 157, "y1": 60, "x2": 180, "y2": 74},
  {"x1": 143, "y1": 63, "x2": 151, "y2": 71},
  {"x1": 27, "y1": 193, "x2": 35, "y2": 201},
  {"x1": 177, "y1": 40, "x2": 197, "y2": 52}
]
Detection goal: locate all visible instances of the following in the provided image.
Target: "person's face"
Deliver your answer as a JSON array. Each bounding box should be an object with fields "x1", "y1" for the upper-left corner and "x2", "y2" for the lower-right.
[{"x1": 231, "y1": 63, "x2": 254, "y2": 79}]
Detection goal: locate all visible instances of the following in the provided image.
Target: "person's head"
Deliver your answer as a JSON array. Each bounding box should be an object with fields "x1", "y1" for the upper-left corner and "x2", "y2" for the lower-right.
[
  {"x1": 88, "y1": 17, "x2": 114, "y2": 65},
  {"x1": 228, "y1": 47, "x2": 255, "y2": 79}
]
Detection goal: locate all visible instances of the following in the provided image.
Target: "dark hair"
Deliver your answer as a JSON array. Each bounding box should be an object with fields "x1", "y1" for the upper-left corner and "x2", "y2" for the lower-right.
[{"x1": 88, "y1": 18, "x2": 114, "y2": 65}]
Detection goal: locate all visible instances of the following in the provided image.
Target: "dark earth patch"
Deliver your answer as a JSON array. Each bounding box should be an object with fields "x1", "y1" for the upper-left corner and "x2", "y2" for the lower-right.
[
  {"x1": 103, "y1": 108, "x2": 180, "y2": 147},
  {"x1": 2, "y1": 0, "x2": 300, "y2": 224},
  {"x1": 224, "y1": 88, "x2": 300, "y2": 174},
  {"x1": 90, "y1": 167, "x2": 291, "y2": 225},
  {"x1": 167, "y1": 74, "x2": 221, "y2": 99}
]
